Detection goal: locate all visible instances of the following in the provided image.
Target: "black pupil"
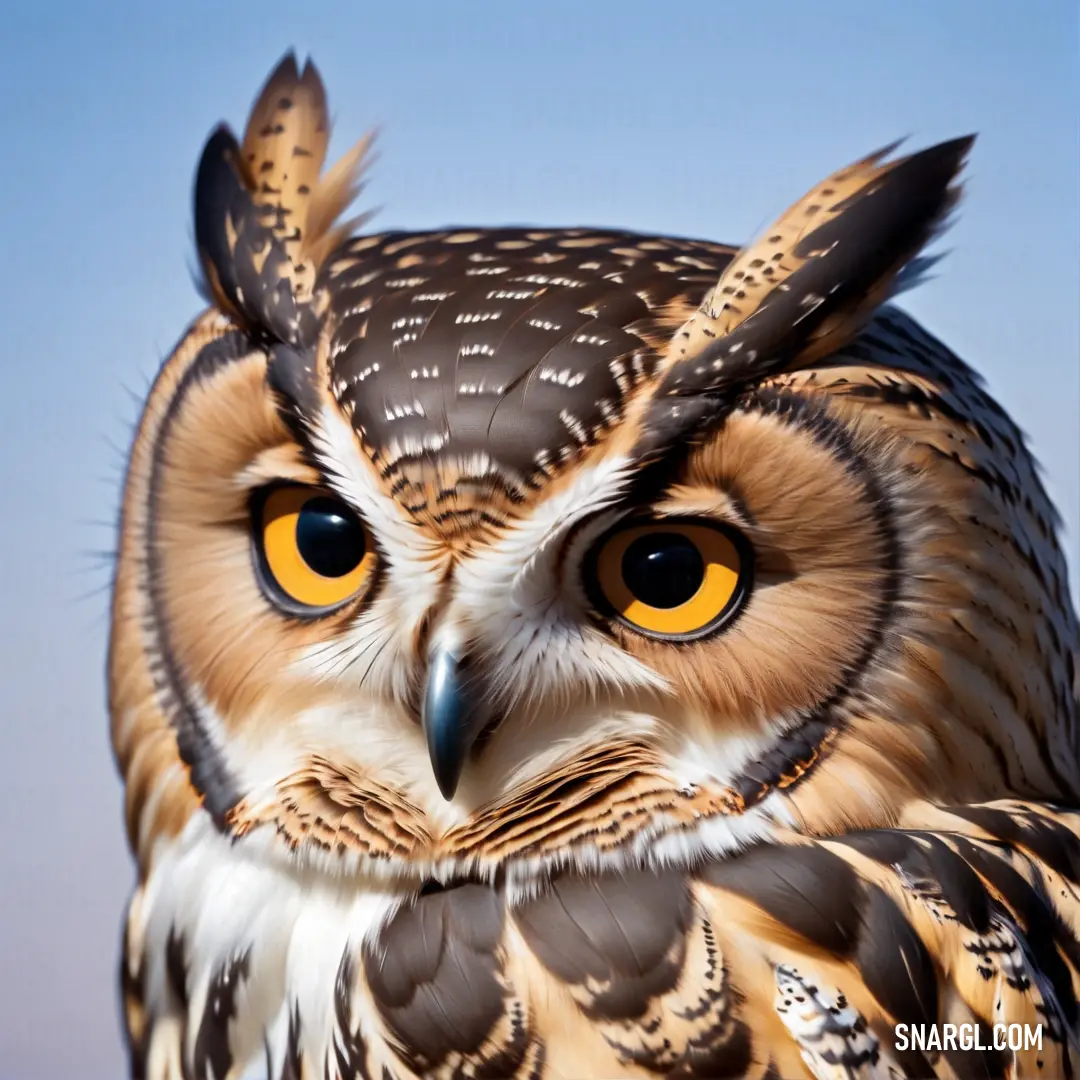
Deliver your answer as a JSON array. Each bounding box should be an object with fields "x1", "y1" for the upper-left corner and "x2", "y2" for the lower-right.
[
  {"x1": 295, "y1": 497, "x2": 366, "y2": 578},
  {"x1": 621, "y1": 532, "x2": 705, "y2": 609}
]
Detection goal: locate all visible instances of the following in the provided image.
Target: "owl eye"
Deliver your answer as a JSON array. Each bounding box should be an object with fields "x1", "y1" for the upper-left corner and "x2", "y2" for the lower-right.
[
  {"x1": 587, "y1": 519, "x2": 752, "y2": 640},
  {"x1": 255, "y1": 486, "x2": 375, "y2": 611}
]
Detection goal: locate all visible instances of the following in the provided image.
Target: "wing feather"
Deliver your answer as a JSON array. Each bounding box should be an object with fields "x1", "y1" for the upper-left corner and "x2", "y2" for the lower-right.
[{"x1": 492, "y1": 802, "x2": 1080, "y2": 1077}]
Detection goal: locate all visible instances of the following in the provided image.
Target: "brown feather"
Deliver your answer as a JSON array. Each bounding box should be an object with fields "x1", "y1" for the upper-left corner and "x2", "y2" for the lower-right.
[
  {"x1": 239, "y1": 52, "x2": 376, "y2": 304},
  {"x1": 193, "y1": 52, "x2": 375, "y2": 342},
  {"x1": 664, "y1": 136, "x2": 972, "y2": 378},
  {"x1": 627, "y1": 137, "x2": 975, "y2": 463}
]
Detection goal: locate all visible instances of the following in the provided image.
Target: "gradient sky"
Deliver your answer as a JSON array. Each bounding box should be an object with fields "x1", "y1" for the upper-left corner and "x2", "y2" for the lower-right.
[{"x1": 1, "y1": 3, "x2": 1077, "y2": 1076}]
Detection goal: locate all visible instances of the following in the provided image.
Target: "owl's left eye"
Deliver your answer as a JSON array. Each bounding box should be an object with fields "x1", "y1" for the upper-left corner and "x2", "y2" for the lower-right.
[
  {"x1": 254, "y1": 486, "x2": 375, "y2": 611},
  {"x1": 585, "y1": 518, "x2": 753, "y2": 640}
]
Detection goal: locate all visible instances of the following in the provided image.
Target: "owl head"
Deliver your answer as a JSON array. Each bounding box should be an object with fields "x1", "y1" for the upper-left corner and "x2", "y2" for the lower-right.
[{"x1": 110, "y1": 54, "x2": 1079, "y2": 889}]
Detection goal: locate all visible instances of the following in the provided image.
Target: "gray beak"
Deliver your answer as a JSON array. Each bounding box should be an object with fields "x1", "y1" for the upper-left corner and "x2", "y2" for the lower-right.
[{"x1": 421, "y1": 646, "x2": 489, "y2": 800}]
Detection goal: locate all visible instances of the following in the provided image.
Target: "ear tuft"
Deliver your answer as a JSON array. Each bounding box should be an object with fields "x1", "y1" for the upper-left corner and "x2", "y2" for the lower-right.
[
  {"x1": 192, "y1": 53, "x2": 376, "y2": 346},
  {"x1": 632, "y1": 136, "x2": 975, "y2": 460},
  {"x1": 659, "y1": 135, "x2": 975, "y2": 395}
]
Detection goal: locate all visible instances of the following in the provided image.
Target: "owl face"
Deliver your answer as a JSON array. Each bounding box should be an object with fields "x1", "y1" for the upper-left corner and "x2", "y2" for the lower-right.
[{"x1": 110, "y1": 56, "x2": 1079, "y2": 894}]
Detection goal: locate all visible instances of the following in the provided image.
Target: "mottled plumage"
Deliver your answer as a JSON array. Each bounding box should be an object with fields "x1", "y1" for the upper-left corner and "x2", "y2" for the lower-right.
[{"x1": 111, "y1": 54, "x2": 1080, "y2": 1079}]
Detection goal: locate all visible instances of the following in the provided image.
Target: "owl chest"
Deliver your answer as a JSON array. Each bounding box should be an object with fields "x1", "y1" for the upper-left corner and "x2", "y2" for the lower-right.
[{"x1": 138, "y1": 834, "x2": 775, "y2": 1080}]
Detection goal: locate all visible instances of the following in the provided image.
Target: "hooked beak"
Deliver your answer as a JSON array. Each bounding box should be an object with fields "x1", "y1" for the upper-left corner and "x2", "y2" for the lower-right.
[{"x1": 421, "y1": 646, "x2": 489, "y2": 801}]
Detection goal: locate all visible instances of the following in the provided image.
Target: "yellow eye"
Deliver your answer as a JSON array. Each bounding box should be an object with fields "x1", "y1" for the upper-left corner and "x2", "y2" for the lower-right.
[
  {"x1": 588, "y1": 519, "x2": 751, "y2": 639},
  {"x1": 257, "y1": 486, "x2": 375, "y2": 611}
]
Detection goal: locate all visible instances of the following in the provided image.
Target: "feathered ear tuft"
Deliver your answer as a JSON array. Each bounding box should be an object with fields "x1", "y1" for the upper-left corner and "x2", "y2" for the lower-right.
[
  {"x1": 192, "y1": 52, "x2": 376, "y2": 346},
  {"x1": 660, "y1": 135, "x2": 974, "y2": 392},
  {"x1": 632, "y1": 135, "x2": 974, "y2": 458}
]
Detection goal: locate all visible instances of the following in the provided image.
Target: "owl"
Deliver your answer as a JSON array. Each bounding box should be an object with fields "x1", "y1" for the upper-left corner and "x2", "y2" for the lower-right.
[{"x1": 110, "y1": 53, "x2": 1080, "y2": 1080}]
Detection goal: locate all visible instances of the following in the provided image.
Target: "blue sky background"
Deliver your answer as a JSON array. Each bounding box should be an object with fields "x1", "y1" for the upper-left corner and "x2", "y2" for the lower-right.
[{"x1": 0, "y1": 2, "x2": 1076, "y2": 1076}]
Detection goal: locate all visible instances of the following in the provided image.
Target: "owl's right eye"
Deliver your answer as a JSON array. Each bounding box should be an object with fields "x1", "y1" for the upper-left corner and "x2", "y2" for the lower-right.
[{"x1": 254, "y1": 486, "x2": 375, "y2": 611}]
